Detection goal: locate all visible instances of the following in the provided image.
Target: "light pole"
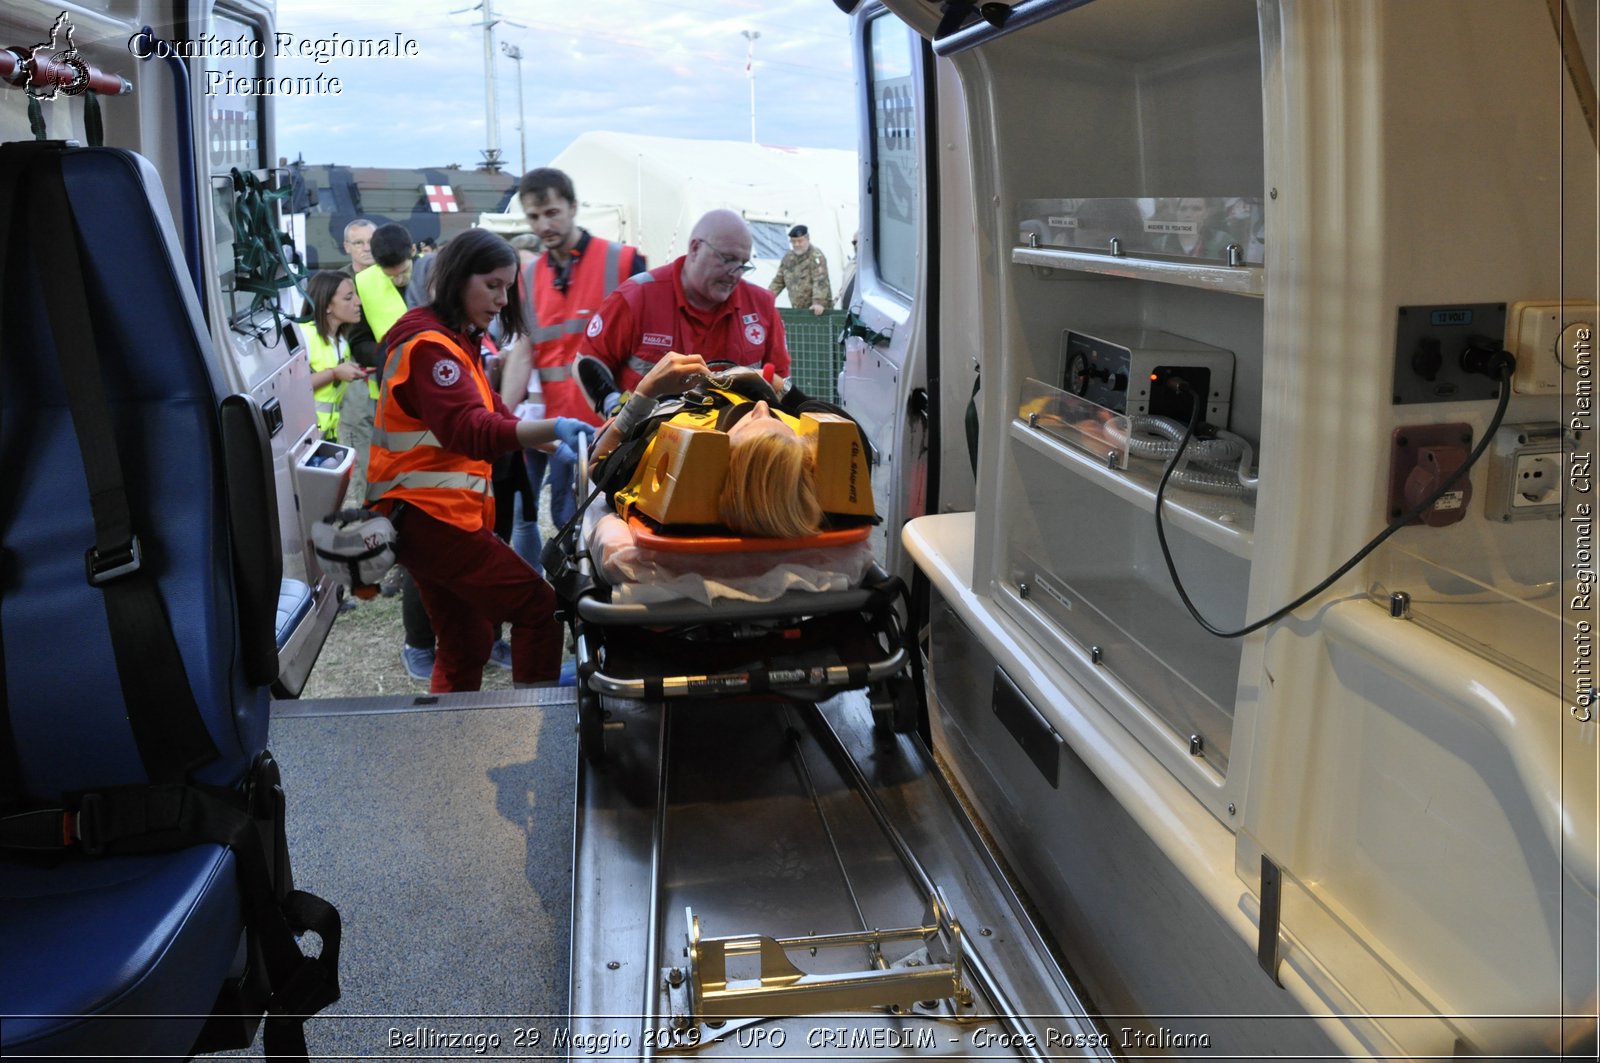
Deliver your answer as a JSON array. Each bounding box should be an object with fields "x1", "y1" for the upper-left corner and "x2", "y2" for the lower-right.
[
  {"x1": 501, "y1": 42, "x2": 526, "y2": 176},
  {"x1": 741, "y1": 29, "x2": 760, "y2": 144},
  {"x1": 479, "y1": 0, "x2": 502, "y2": 169},
  {"x1": 451, "y1": 0, "x2": 502, "y2": 169}
]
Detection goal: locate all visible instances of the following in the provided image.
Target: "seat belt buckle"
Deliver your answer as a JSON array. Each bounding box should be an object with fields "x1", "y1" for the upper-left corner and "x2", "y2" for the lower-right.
[
  {"x1": 0, "y1": 807, "x2": 76, "y2": 850},
  {"x1": 85, "y1": 536, "x2": 142, "y2": 585},
  {"x1": 74, "y1": 791, "x2": 106, "y2": 855}
]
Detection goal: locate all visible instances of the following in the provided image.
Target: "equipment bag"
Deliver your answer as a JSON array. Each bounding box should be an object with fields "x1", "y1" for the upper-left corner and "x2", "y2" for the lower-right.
[{"x1": 312, "y1": 507, "x2": 397, "y2": 599}]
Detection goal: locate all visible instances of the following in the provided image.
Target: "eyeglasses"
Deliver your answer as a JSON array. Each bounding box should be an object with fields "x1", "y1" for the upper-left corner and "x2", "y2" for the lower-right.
[{"x1": 698, "y1": 240, "x2": 755, "y2": 275}]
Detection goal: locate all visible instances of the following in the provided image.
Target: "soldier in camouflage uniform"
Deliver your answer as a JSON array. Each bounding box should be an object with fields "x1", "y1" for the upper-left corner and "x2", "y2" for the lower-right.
[{"x1": 769, "y1": 224, "x2": 833, "y2": 315}]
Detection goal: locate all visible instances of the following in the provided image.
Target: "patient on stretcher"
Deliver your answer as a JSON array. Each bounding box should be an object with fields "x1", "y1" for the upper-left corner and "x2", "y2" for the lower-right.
[{"x1": 582, "y1": 353, "x2": 877, "y2": 603}]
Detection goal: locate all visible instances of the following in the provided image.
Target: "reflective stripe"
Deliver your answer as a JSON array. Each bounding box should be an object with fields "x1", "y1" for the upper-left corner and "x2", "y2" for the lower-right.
[
  {"x1": 627, "y1": 354, "x2": 657, "y2": 376},
  {"x1": 538, "y1": 365, "x2": 571, "y2": 382},
  {"x1": 603, "y1": 242, "x2": 624, "y2": 296},
  {"x1": 370, "y1": 426, "x2": 441, "y2": 450},
  {"x1": 532, "y1": 317, "x2": 591, "y2": 344},
  {"x1": 315, "y1": 399, "x2": 338, "y2": 415},
  {"x1": 380, "y1": 342, "x2": 407, "y2": 382},
  {"x1": 366, "y1": 470, "x2": 489, "y2": 499}
]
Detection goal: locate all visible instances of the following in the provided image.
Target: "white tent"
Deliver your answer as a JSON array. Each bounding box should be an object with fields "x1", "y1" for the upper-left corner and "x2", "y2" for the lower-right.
[{"x1": 478, "y1": 131, "x2": 859, "y2": 301}]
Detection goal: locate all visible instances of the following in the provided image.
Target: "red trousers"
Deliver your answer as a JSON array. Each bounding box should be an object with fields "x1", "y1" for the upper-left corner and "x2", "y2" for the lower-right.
[{"x1": 392, "y1": 505, "x2": 562, "y2": 692}]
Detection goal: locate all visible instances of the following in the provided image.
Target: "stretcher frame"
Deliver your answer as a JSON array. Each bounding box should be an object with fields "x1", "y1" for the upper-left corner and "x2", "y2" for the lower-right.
[{"x1": 570, "y1": 554, "x2": 913, "y2": 763}]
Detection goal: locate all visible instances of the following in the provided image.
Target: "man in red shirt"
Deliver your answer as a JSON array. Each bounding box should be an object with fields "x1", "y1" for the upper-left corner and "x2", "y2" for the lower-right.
[{"x1": 575, "y1": 209, "x2": 789, "y2": 414}]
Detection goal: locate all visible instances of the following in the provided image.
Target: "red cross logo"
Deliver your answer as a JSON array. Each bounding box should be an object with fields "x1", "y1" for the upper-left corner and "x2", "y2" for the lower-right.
[{"x1": 424, "y1": 185, "x2": 459, "y2": 213}]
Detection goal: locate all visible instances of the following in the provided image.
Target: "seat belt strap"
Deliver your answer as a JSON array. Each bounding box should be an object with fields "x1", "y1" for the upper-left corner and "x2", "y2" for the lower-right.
[{"x1": 18, "y1": 143, "x2": 219, "y2": 783}]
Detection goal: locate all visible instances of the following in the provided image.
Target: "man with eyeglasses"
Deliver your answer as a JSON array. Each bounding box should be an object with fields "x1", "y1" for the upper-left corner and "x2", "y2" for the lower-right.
[
  {"x1": 339, "y1": 218, "x2": 376, "y2": 275},
  {"x1": 574, "y1": 209, "x2": 790, "y2": 414}
]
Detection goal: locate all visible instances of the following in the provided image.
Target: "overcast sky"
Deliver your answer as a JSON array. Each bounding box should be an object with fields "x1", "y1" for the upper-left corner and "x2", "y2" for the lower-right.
[{"x1": 273, "y1": 0, "x2": 860, "y2": 171}]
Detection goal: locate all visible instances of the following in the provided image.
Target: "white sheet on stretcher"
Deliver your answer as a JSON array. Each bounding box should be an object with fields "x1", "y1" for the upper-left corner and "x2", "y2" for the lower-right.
[{"x1": 583, "y1": 499, "x2": 875, "y2": 607}]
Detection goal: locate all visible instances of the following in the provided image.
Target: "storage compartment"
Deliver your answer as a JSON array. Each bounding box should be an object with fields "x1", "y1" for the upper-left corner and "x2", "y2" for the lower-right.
[
  {"x1": 975, "y1": 0, "x2": 1266, "y2": 783},
  {"x1": 998, "y1": 431, "x2": 1248, "y2": 773}
]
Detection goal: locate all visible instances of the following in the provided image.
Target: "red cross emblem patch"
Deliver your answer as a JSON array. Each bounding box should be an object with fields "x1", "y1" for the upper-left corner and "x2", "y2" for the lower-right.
[
  {"x1": 424, "y1": 185, "x2": 459, "y2": 213},
  {"x1": 744, "y1": 322, "x2": 766, "y2": 346},
  {"x1": 432, "y1": 359, "x2": 462, "y2": 387}
]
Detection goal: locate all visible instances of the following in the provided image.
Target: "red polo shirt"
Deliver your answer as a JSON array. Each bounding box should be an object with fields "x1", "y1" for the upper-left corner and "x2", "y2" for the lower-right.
[{"x1": 575, "y1": 257, "x2": 790, "y2": 391}]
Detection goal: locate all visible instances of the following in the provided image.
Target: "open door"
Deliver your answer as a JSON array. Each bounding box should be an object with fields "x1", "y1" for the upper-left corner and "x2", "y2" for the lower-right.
[{"x1": 842, "y1": 3, "x2": 976, "y2": 579}]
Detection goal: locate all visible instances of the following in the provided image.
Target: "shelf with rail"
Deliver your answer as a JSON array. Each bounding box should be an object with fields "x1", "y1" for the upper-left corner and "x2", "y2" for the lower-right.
[
  {"x1": 1010, "y1": 245, "x2": 1265, "y2": 299},
  {"x1": 1009, "y1": 416, "x2": 1256, "y2": 560}
]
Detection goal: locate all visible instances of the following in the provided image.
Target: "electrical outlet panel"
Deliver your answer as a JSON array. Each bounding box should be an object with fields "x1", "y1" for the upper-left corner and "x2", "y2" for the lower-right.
[
  {"x1": 1484, "y1": 422, "x2": 1567, "y2": 521},
  {"x1": 1508, "y1": 300, "x2": 1598, "y2": 396},
  {"x1": 1391, "y1": 304, "x2": 1507, "y2": 405}
]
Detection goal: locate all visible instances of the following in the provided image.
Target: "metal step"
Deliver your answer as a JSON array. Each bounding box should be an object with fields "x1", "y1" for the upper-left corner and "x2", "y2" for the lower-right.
[{"x1": 272, "y1": 685, "x2": 577, "y2": 719}]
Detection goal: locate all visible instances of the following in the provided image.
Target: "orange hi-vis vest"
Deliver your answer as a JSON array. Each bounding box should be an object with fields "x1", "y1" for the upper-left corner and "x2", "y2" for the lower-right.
[
  {"x1": 524, "y1": 237, "x2": 638, "y2": 426},
  {"x1": 365, "y1": 329, "x2": 497, "y2": 532}
]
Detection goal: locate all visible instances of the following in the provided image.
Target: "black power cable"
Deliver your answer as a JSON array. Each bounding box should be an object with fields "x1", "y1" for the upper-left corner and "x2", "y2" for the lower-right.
[{"x1": 1154, "y1": 354, "x2": 1518, "y2": 639}]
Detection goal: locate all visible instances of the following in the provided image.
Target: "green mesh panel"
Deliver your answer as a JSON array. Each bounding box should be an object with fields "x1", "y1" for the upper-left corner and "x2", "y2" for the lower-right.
[{"x1": 778, "y1": 308, "x2": 848, "y2": 404}]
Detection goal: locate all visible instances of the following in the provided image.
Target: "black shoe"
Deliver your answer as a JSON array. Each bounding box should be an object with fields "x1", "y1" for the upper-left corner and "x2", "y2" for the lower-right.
[{"x1": 574, "y1": 355, "x2": 618, "y2": 415}]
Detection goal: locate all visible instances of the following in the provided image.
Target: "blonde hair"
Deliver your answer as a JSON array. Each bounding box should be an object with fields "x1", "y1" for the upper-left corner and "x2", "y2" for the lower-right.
[{"x1": 719, "y1": 431, "x2": 824, "y2": 538}]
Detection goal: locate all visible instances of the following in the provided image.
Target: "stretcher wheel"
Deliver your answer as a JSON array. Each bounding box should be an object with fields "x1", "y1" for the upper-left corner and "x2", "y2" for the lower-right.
[
  {"x1": 870, "y1": 676, "x2": 920, "y2": 736},
  {"x1": 578, "y1": 683, "x2": 607, "y2": 764}
]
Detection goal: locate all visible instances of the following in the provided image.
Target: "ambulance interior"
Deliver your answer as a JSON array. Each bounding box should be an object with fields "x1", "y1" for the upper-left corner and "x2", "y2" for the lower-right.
[{"x1": 2, "y1": 0, "x2": 1598, "y2": 1058}]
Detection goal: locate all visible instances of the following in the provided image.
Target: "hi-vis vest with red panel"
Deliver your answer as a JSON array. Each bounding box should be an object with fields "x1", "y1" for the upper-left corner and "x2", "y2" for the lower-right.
[
  {"x1": 365, "y1": 329, "x2": 497, "y2": 532},
  {"x1": 523, "y1": 238, "x2": 639, "y2": 426}
]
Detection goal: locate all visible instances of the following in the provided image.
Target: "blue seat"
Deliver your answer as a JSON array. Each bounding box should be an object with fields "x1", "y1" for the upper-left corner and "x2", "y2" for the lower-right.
[
  {"x1": 0, "y1": 143, "x2": 337, "y2": 1060},
  {"x1": 2, "y1": 849, "x2": 245, "y2": 1055}
]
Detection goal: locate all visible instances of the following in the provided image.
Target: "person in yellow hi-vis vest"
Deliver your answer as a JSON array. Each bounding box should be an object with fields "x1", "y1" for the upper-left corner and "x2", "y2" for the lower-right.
[
  {"x1": 300, "y1": 271, "x2": 370, "y2": 440},
  {"x1": 345, "y1": 222, "x2": 414, "y2": 502}
]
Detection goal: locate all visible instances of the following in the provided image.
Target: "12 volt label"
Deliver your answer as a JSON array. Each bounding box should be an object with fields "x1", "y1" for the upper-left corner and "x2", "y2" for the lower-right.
[{"x1": 1429, "y1": 308, "x2": 1474, "y2": 327}]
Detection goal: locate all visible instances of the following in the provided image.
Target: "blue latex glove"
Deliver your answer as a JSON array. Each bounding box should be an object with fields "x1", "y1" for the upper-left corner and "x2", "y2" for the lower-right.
[{"x1": 553, "y1": 417, "x2": 596, "y2": 452}]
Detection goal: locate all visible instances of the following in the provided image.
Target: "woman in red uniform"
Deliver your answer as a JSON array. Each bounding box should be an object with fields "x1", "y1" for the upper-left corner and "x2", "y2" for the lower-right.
[{"x1": 367, "y1": 229, "x2": 593, "y2": 691}]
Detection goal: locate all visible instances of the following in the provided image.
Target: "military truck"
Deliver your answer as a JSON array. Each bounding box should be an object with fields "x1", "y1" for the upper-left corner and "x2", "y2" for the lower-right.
[{"x1": 285, "y1": 160, "x2": 516, "y2": 270}]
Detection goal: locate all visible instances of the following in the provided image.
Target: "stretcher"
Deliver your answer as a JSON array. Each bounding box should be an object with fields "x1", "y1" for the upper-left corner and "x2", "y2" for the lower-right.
[{"x1": 569, "y1": 502, "x2": 918, "y2": 764}]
